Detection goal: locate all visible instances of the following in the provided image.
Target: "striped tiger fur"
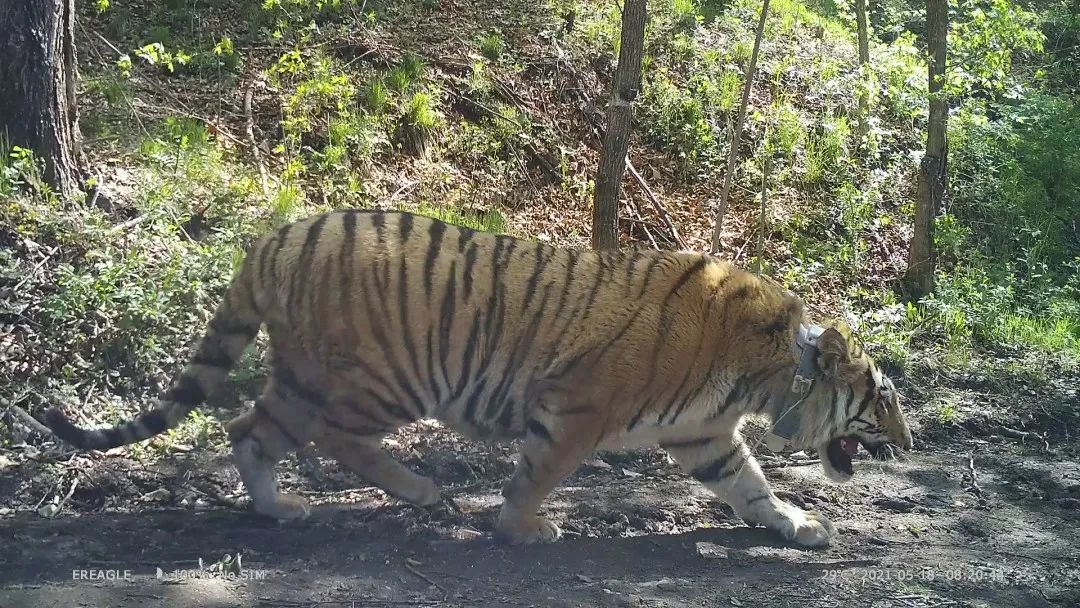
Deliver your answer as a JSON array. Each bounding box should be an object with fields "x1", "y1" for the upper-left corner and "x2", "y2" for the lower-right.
[{"x1": 45, "y1": 210, "x2": 913, "y2": 547}]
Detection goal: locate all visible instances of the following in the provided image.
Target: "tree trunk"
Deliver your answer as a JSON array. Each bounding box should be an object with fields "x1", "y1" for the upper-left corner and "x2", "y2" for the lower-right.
[
  {"x1": 0, "y1": 0, "x2": 85, "y2": 198},
  {"x1": 709, "y1": 0, "x2": 770, "y2": 254},
  {"x1": 904, "y1": 0, "x2": 948, "y2": 298},
  {"x1": 592, "y1": 0, "x2": 647, "y2": 251},
  {"x1": 854, "y1": 0, "x2": 871, "y2": 141}
]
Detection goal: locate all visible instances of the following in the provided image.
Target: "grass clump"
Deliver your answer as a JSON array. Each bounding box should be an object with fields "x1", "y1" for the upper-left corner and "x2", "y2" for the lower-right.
[{"x1": 479, "y1": 32, "x2": 505, "y2": 60}]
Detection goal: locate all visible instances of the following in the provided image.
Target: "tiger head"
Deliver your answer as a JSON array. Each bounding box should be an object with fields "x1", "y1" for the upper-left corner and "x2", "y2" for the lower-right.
[{"x1": 793, "y1": 322, "x2": 914, "y2": 483}]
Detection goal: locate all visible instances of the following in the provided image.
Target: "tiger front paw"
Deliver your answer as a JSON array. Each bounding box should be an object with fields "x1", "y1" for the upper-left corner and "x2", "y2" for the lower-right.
[
  {"x1": 254, "y1": 494, "x2": 311, "y2": 521},
  {"x1": 495, "y1": 509, "x2": 561, "y2": 545},
  {"x1": 775, "y1": 506, "x2": 836, "y2": 548}
]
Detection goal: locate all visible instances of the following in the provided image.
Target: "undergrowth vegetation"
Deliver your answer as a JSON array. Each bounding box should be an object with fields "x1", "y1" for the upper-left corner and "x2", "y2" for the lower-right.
[{"x1": 1, "y1": 0, "x2": 1077, "y2": 449}]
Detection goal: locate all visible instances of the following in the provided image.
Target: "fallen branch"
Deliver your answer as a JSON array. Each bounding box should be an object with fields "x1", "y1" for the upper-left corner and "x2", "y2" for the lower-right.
[
  {"x1": 7, "y1": 402, "x2": 53, "y2": 436},
  {"x1": 710, "y1": 0, "x2": 771, "y2": 254},
  {"x1": 998, "y1": 426, "x2": 1051, "y2": 451},
  {"x1": 625, "y1": 160, "x2": 686, "y2": 249},
  {"x1": 560, "y1": 63, "x2": 686, "y2": 250},
  {"x1": 761, "y1": 458, "x2": 820, "y2": 470},
  {"x1": 965, "y1": 454, "x2": 982, "y2": 497},
  {"x1": 108, "y1": 214, "x2": 151, "y2": 234},
  {"x1": 404, "y1": 562, "x2": 446, "y2": 594},
  {"x1": 10, "y1": 246, "x2": 57, "y2": 294},
  {"x1": 451, "y1": 91, "x2": 563, "y2": 185},
  {"x1": 244, "y1": 74, "x2": 270, "y2": 197},
  {"x1": 258, "y1": 600, "x2": 441, "y2": 607},
  {"x1": 753, "y1": 129, "x2": 770, "y2": 274}
]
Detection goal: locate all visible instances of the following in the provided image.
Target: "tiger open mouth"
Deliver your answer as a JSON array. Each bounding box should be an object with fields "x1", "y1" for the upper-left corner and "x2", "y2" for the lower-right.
[
  {"x1": 825, "y1": 436, "x2": 897, "y2": 476},
  {"x1": 825, "y1": 436, "x2": 860, "y2": 476}
]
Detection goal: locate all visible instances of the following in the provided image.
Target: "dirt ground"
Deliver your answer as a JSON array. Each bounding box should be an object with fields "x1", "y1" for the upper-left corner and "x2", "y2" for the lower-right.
[{"x1": 2, "y1": 366, "x2": 1079, "y2": 608}]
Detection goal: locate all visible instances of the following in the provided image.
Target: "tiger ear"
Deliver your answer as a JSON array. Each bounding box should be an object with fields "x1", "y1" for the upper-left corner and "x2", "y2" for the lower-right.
[{"x1": 816, "y1": 326, "x2": 858, "y2": 381}]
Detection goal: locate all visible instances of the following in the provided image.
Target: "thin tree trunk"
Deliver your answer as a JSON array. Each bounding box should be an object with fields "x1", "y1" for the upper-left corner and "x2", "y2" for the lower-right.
[
  {"x1": 854, "y1": 0, "x2": 871, "y2": 141},
  {"x1": 592, "y1": 0, "x2": 647, "y2": 251},
  {"x1": 709, "y1": 0, "x2": 770, "y2": 255},
  {"x1": 0, "y1": 0, "x2": 85, "y2": 197},
  {"x1": 904, "y1": 0, "x2": 948, "y2": 298}
]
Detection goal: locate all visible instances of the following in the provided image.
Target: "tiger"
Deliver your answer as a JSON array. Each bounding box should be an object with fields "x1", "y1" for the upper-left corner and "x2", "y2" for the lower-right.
[{"x1": 44, "y1": 210, "x2": 913, "y2": 547}]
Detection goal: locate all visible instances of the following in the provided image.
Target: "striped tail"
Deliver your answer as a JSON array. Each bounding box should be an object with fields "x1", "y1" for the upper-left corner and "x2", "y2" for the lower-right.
[{"x1": 43, "y1": 261, "x2": 264, "y2": 451}]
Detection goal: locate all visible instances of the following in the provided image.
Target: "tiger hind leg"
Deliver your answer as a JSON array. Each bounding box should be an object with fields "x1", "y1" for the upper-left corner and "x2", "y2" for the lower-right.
[
  {"x1": 318, "y1": 432, "x2": 440, "y2": 506},
  {"x1": 496, "y1": 410, "x2": 600, "y2": 545},
  {"x1": 226, "y1": 384, "x2": 314, "y2": 520},
  {"x1": 662, "y1": 435, "x2": 836, "y2": 547}
]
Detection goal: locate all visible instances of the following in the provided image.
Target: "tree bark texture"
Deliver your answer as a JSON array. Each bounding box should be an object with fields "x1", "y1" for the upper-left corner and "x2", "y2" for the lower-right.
[
  {"x1": 854, "y1": 0, "x2": 871, "y2": 140},
  {"x1": 0, "y1": 0, "x2": 85, "y2": 197},
  {"x1": 592, "y1": 0, "x2": 647, "y2": 251},
  {"x1": 905, "y1": 0, "x2": 948, "y2": 298}
]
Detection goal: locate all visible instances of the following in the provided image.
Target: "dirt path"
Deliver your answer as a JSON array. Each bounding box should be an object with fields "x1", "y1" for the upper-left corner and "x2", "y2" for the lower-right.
[{"x1": 3, "y1": 419, "x2": 1079, "y2": 608}]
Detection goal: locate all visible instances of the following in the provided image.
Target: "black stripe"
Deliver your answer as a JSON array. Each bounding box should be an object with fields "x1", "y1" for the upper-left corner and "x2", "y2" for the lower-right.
[
  {"x1": 264, "y1": 224, "x2": 293, "y2": 287},
  {"x1": 336, "y1": 394, "x2": 396, "y2": 428},
  {"x1": 399, "y1": 212, "x2": 414, "y2": 240},
  {"x1": 490, "y1": 236, "x2": 515, "y2": 292},
  {"x1": 454, "y1": 313, "x2": 484, "y2": 398},
  {"x1": 746, "y1": 493, "x2": 773, "y2": 504},
  {"x1": 424, "y1": 219, "x2": 446, "y2": 297},
  {"x1": 485, "y1": 281, "x2": 554, "y2": 426},
  {"x1": 359, "y1": 388, "x2": 415, "y2": 424},
  {"x1": 253, "y1": 400, "x2": 303, "y2": 446},
  {"x1": 438, "y1": 261, "x2": 458, "y2": 398},
  {"x1": 166, "y1": 375, "x2": 206, "y2": 405},
  {"x1": 102, "y1": 428, "x2": 126, "y2": 448},
  {"x1": 457, "y1": 226, "x2": 474, "y2": 252},
  {"x1": 359, "y1": 272, "x2": 424, "y2": 418},
  {"x1": 524, "y1": 244, "x2": 551, "y2": 304},
  {"x1": 140, "y1": 411, "x2": 169, "y2": 434},
  {"x1": 462, "y1": 243, "x2": 478, "y2": 300},
  {"x1": 665, "y1": 374, "x2": 714, "y2": 426},
  {"x1": 582, "y1": 256, "x2": 606, "y2": 313},
  {"x1": 321, "y1": 416, "x2": 391, "y2": 437},
  {"x1": 665, "y1": 257, "x2": 709, "y2": 301},
  {"x1": 720, "y1": 377, "x2": 748, "y2": 412},
  {"x1": 425, "y1": 327, "x2": 443, "y2": 405},
  {"x1": 341, "y1": 210, "x2": 358, "y2": 255},
  {"x1": 638, "y1": 256, "x2": 667, "y2": 297},
  {"x1": 485, "y1": 278, "x2": 508, "y2": 359},
  {"x1": 286, "y1": 215, "x2": 328, "y2": 321},
  {"x1": 374, "y1": 212, "x2": 391, "y2": 290},
  {"x1": 257, "y1": 234, "x2": 276, "y2": 288},
  {"x1": 463, "y1": 376, "x2": 489, "y2": 425},
  {"x1": 552, "y1": 251, "x2": 577, "y2": 320},
  {"x1": 553, "y1": 302, "x2": 645, "y2": 378},
  {"x1": 526, "y1": 419, "x2": 554, "y2": 444},
  {"x1": 191, "y1": 339, "x2": 234, "y2": 368},
  {"x1": 764, "y1": 314, "x2": 789, "y2": 336},
  {"x1": 656, "y1": 322, "x2": 710, "y2": 424},
  {"x1": 690, "y1": 446, "x2": 741, "y2": 482},
  {"x1": 208, "y1": 313, "x2": 259, "y2": 337},
  {"x1": 397, "y1": 233, "x2": 424, "y2": 405},
  {"x1": 345, "y1": 351, "x2": 404, "y2": 406},
  {"x1": 372, "y1": 211, "x2": 386, "y2": 242},
  {"x1": 847, "y1": 389, "x2": 875, "y2": 425},
  {"x1": 626, "y1": 398, "x2": 653, "y2": 430},
  {"x1": 541, "y1": 253, "x2": 584, "y2": 369},
  {"x1": 275, "y1": 366, "x2": 327, "y2": 408}
]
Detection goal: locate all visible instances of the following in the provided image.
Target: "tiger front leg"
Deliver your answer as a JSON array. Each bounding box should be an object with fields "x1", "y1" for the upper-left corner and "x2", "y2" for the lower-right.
[
  {"x1": 496, "y1": 413, "x2": 598, "y2": 545},
  {"x1": 663, "y1": 436, "x2": 836, "y2": 548}
]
